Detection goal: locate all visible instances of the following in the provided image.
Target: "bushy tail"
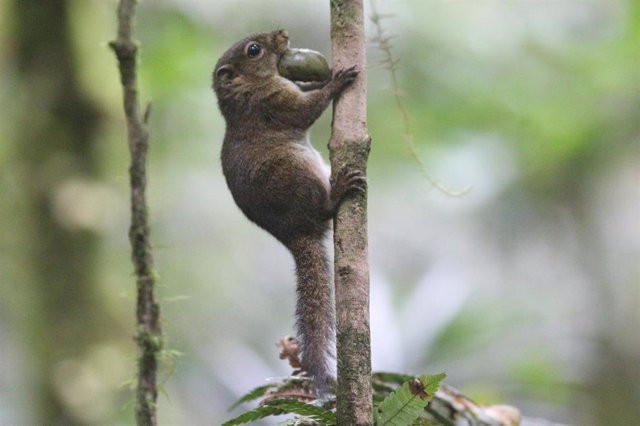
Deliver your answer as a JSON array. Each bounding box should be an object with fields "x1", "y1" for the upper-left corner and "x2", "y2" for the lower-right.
[{"x1": 289, "y1": 236, "x2": 335, "y2": 395}]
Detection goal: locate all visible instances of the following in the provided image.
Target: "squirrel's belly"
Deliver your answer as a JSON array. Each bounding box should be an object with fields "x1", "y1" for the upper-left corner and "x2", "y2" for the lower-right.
[{"x1": 294, "y1": 137, "x2": 331, "y2": 192}]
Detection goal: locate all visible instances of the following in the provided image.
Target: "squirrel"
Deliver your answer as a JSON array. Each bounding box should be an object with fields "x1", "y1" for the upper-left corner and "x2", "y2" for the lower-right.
[{"x1": 212, "y1": 29, "x2": 364, "y2": 394}]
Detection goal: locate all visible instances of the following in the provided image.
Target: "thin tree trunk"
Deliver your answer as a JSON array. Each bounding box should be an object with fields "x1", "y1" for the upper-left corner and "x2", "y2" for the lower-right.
[
  {"x1": 12, "y1": 0, "x2": 102, "y2": 423},
  {"x1": 329, "y1": 1, "x2": 373, "y2": 424},
  {"x1": 110, "y1": 1, "x2": 162, "y2": 425}
]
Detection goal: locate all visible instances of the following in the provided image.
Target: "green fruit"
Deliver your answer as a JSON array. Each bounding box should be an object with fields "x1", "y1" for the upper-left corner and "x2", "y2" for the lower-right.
[{"x1": 278, "y1": 48, "x2": 331, "y2": 82}]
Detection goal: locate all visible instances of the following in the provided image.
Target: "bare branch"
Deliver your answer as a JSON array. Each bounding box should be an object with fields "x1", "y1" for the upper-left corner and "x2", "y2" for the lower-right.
[
  {"x1": 369, "y1": 0, "x2": 469, "y2": 196},
  {"x1": 109, "y1": 1, "x2": 162, "y2": 425}
]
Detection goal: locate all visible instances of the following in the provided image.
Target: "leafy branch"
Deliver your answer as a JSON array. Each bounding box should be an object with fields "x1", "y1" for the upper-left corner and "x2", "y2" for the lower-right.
[{"x1": 223, "y1": 371, "x2": 447, "y2": 426}]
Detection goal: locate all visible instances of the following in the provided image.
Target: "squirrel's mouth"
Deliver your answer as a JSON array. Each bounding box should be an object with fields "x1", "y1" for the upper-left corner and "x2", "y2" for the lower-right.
[
  {"x1": 277, "y1": 48, "x2": 331, "y2": 82},
  {"x1": 273, "y1": 29, "x2": 330, "y2": 83}
]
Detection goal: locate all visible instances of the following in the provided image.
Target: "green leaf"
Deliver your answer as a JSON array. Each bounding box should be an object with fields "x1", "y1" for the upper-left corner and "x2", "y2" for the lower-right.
[
  {"x1": 267, "y1": 400, "x2": 336, "y2": 425},
  {"x1": 223, "y1": 399, "x2": 336, "y2": 426},
  {"x1": 228, "y1": 384, "x2": 277, "y2": 411},
  {"x1": 375, "y1": 373, "x2": 446, "y2": 426},
  {"x1": 420, "y1": 373, "x2": 446, "y2": 398},
  {"x1": 222, "y1": 404, "x2": 286, "y2": 425}
]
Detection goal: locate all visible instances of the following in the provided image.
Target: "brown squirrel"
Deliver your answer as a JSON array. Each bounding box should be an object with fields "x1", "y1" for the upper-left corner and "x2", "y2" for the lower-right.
[{"x1": 212, "y1": 29, "x2": 364, "y2": 394}]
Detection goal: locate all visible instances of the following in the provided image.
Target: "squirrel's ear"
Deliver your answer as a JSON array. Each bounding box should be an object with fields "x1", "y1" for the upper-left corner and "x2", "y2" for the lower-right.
[{"x1": 215, "y1": 64, "x2": 235, "y2": 85}]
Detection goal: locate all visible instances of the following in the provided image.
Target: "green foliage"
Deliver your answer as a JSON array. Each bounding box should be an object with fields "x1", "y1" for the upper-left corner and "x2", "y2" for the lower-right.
[
  {"x1": 228, "y1": 384, "x2": 278, "y2": 411},
  {"x1": 374, "y1": 373, "x2": 445, "y2": 426},
  {"x1": 3, "y1": 0, "x2": 637, "y2": 423},
  {"x1": 223, "y1": 399, "x2": 336, "y2": 426},
  {"x1": 225, "y1": 372, "x2": 445, "y2": 425},
  {"x1": 427, "y1": 307, "x2": 519, "y2": 364},
  {"x1": 222, "y1": 403, "x2": 287, "y2": 425},
  {"x1": 137, "y1": 8, "x2": 216, "y2": 98},
  {"x1": 509, "y1": 349, "x2": 570, "y2": 402}
]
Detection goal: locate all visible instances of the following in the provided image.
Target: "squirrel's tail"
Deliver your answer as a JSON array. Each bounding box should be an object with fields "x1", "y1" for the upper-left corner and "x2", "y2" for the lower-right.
[{"x1": 289, "y1": 235, "x2": 335, "y2": 395}]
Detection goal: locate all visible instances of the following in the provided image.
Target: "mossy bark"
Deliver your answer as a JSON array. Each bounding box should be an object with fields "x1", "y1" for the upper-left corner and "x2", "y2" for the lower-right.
[
  {"x1": 12, "y1": 0, "x2": 104, "y2": 423},
  {"x1": 329, "y1": 0, "x2": 373, "y2": 424},
  {"x1": 110, "y1": 1, "x2": 162, "y2": 425}
]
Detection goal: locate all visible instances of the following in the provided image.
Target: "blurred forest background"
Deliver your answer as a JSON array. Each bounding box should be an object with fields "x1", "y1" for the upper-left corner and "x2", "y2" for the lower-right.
[{"x1": 0, "y1": 0, "x2": 638, "y2": 425}]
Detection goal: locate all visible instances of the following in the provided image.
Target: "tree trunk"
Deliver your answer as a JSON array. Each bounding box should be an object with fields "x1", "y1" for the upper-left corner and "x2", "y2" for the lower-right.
[
  {"x1": 12, "y1": 0, "x2": 103, "y2": 423},
  {"x1": 329, "y1": 1, "x2": 373, "y2": 424}
]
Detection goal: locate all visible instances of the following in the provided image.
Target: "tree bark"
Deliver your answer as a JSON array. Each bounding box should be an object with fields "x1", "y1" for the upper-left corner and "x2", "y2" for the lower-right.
[
  {"x1": 12, "y1": 0, "x2": 103, "y2": 423},
  {"x1": 110, "y1": 1, "x2": 162, "y2": 425},
  {"x1": 329, "y1": 1, "x2": 373, "y2": 424}
]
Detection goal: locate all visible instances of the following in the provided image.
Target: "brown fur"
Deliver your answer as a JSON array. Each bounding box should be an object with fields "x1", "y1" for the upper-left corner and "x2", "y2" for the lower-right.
[{"x1": 213, "y1": 30, "x2": 364, "y2": 394}]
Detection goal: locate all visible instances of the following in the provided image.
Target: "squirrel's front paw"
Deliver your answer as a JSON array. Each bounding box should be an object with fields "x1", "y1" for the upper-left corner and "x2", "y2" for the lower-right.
[{"x1": 332, "y1": 66, "x2": 359, "y2": 89}]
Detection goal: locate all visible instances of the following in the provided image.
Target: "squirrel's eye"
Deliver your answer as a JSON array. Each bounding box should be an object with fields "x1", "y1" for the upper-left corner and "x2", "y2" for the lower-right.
[{"x1": 247, "y1": 43, "x2": 262, "y2": 58}]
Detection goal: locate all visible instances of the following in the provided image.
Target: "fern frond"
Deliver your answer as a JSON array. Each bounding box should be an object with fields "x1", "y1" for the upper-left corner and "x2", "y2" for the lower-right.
[
  {"x1": 375, "y1": 374, "x2": 445, "y2": 426},
  {"x1": 223, "y1": 399, "x2": 336, "y2": 426},
  {"x1": 228, "y1": 384, "x2": 277, "y2": 411}
]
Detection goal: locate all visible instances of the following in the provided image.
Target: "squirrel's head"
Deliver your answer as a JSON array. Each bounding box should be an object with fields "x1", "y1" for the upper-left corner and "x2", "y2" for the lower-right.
[{"x1": 213, "y1": 29, "x2": 290, "y2": 99}]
